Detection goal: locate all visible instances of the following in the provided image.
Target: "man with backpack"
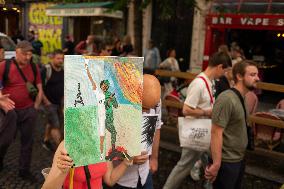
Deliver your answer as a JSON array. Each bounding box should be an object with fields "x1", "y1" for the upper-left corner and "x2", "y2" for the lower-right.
[
  {"x1": 42, "y1": 49, "x2": 64, "y2": 151},
  {"x1": 0, "y1": 41, "x2": 43, "y2": 182}
]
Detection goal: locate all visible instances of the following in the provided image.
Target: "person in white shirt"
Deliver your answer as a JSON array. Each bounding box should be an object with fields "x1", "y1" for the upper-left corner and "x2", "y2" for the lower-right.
[
  {"x1": 159, "y1": 49, "x2": 180, "y2": 98},
  {"x1": 105, "y1": 74, "x2": 162, "y2": 189},
  {"x1": 163, "y1": 52, "x2": 231, "y2": 189}
]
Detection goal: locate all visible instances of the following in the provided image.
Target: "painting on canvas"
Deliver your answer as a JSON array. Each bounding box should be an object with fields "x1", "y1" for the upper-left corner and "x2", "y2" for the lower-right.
[{"x1": 64, "y1": 56, "x2": 144, "y2": 166}]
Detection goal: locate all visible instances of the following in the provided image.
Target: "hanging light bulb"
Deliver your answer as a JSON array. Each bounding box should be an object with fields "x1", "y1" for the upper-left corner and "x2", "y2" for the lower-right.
[
  {"x1": 3, "y1": 7, "x2": 7, "y2": 11},
  {"x1": 277, "y1": 33, "x2": 281, "y2": 37}
]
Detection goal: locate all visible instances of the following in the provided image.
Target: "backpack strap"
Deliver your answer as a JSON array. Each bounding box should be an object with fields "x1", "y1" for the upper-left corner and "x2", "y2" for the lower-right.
[
  {"x1": 3, "y1": 59, "x2": 12, "y2": 86},
  {"x1": 198, "y1": 76, "x2": 214, "y2": 105},
  {"x1": 45, "y1": 63, "x2": 52, "y2": 84},
  {"x1": 30, "y1": 62, "x2": 37, "y2": 86},
  {"x1": 83, "y1": 165, "x2": 92, "y2": 189},
  {"x1": 229, "y1": 88, "x2": 254, "y2": 150}
]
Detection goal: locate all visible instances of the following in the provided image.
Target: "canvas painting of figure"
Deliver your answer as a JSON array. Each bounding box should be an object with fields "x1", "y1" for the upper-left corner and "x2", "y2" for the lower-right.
[{"x1": 64, "y1": 55, "x2": 144, "y2": 167}]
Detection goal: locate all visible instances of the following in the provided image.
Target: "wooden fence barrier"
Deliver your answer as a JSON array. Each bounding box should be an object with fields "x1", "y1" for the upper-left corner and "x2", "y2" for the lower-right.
[
  {"x1": 155, "y1": 69, "x2": 284, "y2": 130},
  {"x1": 155, "y1": 69, "x2": 284, "y2": 93}
]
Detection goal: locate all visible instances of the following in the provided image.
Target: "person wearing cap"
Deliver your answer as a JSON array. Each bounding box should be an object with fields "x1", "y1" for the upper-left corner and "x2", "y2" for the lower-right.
[{"x1": 0, "y1": 40, "x2": 43, "y2": 183}]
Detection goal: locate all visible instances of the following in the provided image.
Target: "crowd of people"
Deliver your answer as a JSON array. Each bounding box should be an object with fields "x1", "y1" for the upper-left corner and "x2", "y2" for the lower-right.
[{"x1": 0, "y1": 30, "x2": 263, "y2": 189}]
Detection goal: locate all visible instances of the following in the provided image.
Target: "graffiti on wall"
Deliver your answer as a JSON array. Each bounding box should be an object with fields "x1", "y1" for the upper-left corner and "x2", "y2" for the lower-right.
[{"x1": 29, "y1": 3, "x2": 63, "y2": 64}]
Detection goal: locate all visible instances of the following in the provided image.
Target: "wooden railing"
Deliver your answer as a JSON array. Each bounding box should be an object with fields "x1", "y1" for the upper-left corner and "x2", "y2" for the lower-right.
[
  {"x1": 155, "y1": 69, "x2": 284, "y2": 130},
  {"x1": 155, "y1": 69, "x2": 284, "y2": 93}
]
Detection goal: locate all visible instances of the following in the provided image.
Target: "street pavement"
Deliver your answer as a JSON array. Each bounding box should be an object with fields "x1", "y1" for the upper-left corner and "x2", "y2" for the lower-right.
[{"x1": 0, "y1": 101, "x2": 283, "y2": 189}]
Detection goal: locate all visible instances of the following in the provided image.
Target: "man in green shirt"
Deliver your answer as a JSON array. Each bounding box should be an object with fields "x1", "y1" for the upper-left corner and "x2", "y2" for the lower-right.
[{"x1": 205, "y1": 60, "x2": 259, "y2": 189}]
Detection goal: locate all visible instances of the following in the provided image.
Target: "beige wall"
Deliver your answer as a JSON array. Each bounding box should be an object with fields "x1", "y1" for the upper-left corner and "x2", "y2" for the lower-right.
[
  {"x1": 142, "y1": 2, "x2": 152, "y2": 55},
  {"x1": 189, "y1": 0, "x2": 212, "y2": 73}
]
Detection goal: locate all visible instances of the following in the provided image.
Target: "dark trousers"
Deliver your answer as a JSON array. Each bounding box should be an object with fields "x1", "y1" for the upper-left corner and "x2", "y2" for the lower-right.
[
  {"x1": 0, "y1": 107, "x2": 37, "y2": 171},
  {"x1": 213, "y1": 160, "x2": 245, "y2": 189},
  {"x1": 0, "y1": 110, "x2": 17, "y2": 164}
]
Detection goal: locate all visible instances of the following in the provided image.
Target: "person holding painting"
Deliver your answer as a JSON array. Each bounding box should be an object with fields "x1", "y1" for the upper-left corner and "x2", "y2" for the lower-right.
[{"x1": 41, "y1": 141, "x2": 133, "y2": 189}]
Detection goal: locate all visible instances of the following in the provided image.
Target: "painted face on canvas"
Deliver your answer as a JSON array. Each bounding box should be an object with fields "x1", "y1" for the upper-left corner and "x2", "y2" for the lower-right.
[{"x1": 100, "y1": 82, "x2": 109, "y2": 93}]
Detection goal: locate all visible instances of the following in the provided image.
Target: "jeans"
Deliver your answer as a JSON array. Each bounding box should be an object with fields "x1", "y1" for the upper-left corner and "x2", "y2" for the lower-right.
[
  {"x1": 163, "y1": 148, "x2": 203, "y2": 189},
  {"x1": 213, "y1": 159, "x2": 245, "y2": 189},
  {"x1": 16, "y1": 107, "x2": 37, "y2": 171}
]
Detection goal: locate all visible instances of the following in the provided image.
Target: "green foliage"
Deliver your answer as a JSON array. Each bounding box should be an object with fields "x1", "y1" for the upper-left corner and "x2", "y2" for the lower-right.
[
  {"x1": 156, "y1": 0, "x2": 175, "y2": 20},
  {"x1": 110, "y1": 0, "x2": 130, "y2": 11}
]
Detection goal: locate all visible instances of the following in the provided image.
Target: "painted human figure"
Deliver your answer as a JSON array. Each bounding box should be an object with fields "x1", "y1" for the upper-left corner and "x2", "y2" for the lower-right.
[
  {"x1": 84, "y1": 62, "x2": 119, "y2": 160},
  {"x1": 84, "y1": 63, "x2": 106, "y2": 160},
  {"x1": 100, "y1": 80, "x2": 118, "y2": 152}
]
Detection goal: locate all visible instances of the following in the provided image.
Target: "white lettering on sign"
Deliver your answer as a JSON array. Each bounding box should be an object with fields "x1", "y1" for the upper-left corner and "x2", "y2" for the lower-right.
[
  {"x1": 212, "y1": 17, "x2": 218, "y2": 24},
  {"x1": 241, "y1": 17, "x2": 270, "y2": 26},
  {"x1": 263, "y1": 18, "x2": 269, "y2": 26},
  {"x1": 212, "y1": 17, "x2": 232, "y2": 25},
  {"x1": 241, "y1": 18, "x2": 247, "y2": 25},
  {"x1": 226, "y1": 17, "x2": 232, "y2": 24},
  {"x1": 255, "y1": 18, "x2": 262, "y2": 25},
  {"x1": 277, "y1": 19, "x2": 284, "y2": 26}
]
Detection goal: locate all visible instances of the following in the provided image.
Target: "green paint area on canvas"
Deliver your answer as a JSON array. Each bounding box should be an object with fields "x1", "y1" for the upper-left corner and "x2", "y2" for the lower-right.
[{"x1": 65, "y1": 105, "x2": 104, "y2": 167}]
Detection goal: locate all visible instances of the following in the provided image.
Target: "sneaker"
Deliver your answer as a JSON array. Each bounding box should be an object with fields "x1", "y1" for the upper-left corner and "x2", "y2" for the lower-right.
[
  {"x1": 190, "y1": 161, "x2": 202, "y2": 181},
  {"x1": 19, "y1": 170, "x2": 37, "y2": 183},
  {"x1": 41, "y1": 140, "x2": 54, "y2": 152}
]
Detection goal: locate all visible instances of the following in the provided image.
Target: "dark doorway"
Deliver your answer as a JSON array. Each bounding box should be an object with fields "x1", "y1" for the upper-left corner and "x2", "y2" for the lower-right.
[
  {"x1": 226, "y1": 29, "x2": 284, "y2": 85},
  {"x1": 73, "y1": 17, "x2": 91, "y2": 44},
  {"x1": 151, "y1": 0, "x2": 194, "y2": 71}
]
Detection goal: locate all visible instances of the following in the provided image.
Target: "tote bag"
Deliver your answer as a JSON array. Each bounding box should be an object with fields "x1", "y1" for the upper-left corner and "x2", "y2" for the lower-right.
[
  {"x1": 178, "y1": 76, "x2": 213, "y2": 151},
  {"x1": 178, "y1": 117, "x2": 211, "y2": 151}
]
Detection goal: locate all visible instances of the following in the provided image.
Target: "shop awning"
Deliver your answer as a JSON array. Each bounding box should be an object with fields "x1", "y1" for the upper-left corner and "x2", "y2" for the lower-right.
[
  {"x1": 46, "y1": 2, "x2": 123, "y2": 18},
  {"x1": 211, "y1": 0, "x2": 284, "y2": 14}
]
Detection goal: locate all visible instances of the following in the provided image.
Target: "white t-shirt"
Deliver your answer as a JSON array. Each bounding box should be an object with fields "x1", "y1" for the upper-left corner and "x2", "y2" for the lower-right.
[
  {"x1": 116, "y1": 100, "x2": 162, "y2": 188},
  {"x1": 184, "y1": 72, "x2": 214, "y2": 112}
]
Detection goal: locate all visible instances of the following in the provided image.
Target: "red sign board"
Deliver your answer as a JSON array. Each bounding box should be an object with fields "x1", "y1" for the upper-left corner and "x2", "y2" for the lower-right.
[{"x1": 206, "y1": 14, "x2": 284, "y2": 29}]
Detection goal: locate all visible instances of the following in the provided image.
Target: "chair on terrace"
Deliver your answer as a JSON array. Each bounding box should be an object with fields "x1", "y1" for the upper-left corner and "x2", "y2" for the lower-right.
[{"x1": 253, "y1": 112, "x2": 282, "y2": 150}]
